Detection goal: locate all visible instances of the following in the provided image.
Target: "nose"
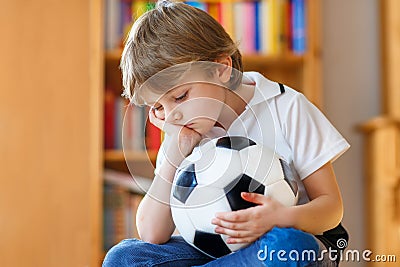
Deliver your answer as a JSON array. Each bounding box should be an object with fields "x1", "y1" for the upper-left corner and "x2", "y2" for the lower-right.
[
  {"x1": 173, "y1": 111, "x2": 183, "y2": 121},
  {"x1": 166, "y1": 109, "x2": 183, "y2": 123}
]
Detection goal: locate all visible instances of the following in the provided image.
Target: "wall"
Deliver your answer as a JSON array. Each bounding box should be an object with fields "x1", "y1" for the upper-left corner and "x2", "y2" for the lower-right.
[{"x1": 322, "y1": 0, "x2": 381, "y2": 266}]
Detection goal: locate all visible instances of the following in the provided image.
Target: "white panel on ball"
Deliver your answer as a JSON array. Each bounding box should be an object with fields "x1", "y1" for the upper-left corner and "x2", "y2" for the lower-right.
[
  {"x1": 196, "y1": 148, "x2": 243, "y2": 189},
  {"x1": 265, "y1": 180, "x2": 298, "y2": 207},
  {"x1": 170, "y1": 197, "x2": 197, "y2": 243},
  {"x1": 239, "y1": 145, "x2": 283, "y2": 186},
  {"x1": 185, "y1": 187, "x2": 230, "y2": 233}
]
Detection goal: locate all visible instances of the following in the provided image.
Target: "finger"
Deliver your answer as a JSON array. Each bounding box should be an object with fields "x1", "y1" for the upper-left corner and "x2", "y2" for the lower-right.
[
  {"x1": 241, "y1": 192, "x2": 270, "y2": 205},
  {"x1": 214, "y1": 227, "x2": 252, "y2": 240},
  {"x1": 225, "y1": 236, "x2": 258, "y2": 245},
  {"x1": 214, "y1": 227, "x2": 259, "y2": 244},
  {"x1": 211, "y1": 217, "x2": 249, "y2": 231},
  {"x1": 214, "y1": 209, "x2": 249, "y2": 223}
]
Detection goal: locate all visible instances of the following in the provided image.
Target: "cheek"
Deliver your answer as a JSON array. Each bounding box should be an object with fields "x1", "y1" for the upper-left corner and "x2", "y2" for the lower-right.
[{"x1": 186, "y1": 98, "x2": 224, "y2": 120}]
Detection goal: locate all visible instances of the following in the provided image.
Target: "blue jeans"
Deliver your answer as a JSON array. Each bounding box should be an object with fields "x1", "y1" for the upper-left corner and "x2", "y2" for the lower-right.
[{"x1": 103, "y1": 227, "x2": 336, "y2": 267}]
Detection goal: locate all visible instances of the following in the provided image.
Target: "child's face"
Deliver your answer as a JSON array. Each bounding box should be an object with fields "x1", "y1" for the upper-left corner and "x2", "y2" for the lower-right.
[{"x1": 149, "y1": 82, "x2": 227, "y2": 135}]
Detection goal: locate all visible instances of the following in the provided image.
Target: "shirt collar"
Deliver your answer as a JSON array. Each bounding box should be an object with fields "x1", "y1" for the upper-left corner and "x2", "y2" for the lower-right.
[{"x1": 243, "y1": 72, "x2": 283, "y2": 107}]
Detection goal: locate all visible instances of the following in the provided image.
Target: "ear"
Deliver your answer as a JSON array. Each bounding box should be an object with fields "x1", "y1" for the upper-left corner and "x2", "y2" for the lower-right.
[{"x1": 215, "y1": 56, "x2": 233, "y2": 84}]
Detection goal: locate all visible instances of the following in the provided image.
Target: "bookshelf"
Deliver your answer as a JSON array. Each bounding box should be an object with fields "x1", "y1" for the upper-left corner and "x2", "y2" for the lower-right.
[
  {"x1": 359, "y1": 0, "x2": 400, "y2": 262},
  {"x1": 102, "y1": 0, "x2": 322, "y2": 257}
]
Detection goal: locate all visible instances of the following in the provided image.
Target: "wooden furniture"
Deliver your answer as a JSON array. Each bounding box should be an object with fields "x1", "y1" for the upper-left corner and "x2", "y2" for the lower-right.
[
  {"x1": 0, "y1": 0, "x2": 103, "y2": 266},
  {"x1": 359, "y1": 0, "x2": 400, "y2": 264},
  {"x1": 360, "y1": 118, "x2": 400, "y2": 261},
  {"x1": 0, "y1": 0, "x2": 323, "y2": 266}
]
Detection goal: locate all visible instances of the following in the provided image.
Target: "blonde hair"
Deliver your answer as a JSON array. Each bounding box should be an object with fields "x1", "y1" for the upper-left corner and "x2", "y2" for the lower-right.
[{"x1": 120, "y1": 0, "x2": 243, "y2": 104}]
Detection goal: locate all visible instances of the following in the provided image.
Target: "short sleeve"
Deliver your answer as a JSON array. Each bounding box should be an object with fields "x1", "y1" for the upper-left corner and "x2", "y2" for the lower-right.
[{"x1": 282, "y1": 93, "x2": 350, "y2": 179}]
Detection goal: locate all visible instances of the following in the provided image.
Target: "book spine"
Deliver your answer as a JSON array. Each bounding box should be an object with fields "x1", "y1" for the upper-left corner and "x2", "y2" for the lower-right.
[
  {"x1": 286, "y1": 0, "x2": 293, "y2": 51},
  {"x1": 104, "y1": 87, "x2": 115, "y2": 149},
  {"x1": 185, "y1": 1, "x2": 208, "y2": 12},
  {"x1": 105, "y1": 0, "x2": 121, "y2": 50},
  {"x1": 114, "y1": 97, "x2": 125, "y2": 150},
  {"x1": 276, "y1": 0, "x2": 286, "y2": 54},
  {"x1": 219, "y1": 2, "x2": 235, "y2": 40},
  {"x1": 208, "y1": 2, "x2": 221, "y2": 22},
  {"x1": 254, "y1": 1, "x2": 261, "y2": 53},
  {"x1": 242, "y1": 1, "x2": 256, "y2": 54},
  {"x1": 292, "y1": 0, "x2": 306, "y2": 54},
  {"x1": 233, "y1": 2, "x2": 245, "y2": 53},
  {"x1": 260, "y1": 0, "x2": 269, "y2": 54}
]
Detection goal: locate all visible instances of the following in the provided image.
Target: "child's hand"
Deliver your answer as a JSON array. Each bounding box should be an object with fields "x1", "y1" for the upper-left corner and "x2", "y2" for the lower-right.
[
  {"x1": 211, "y1": 192, "x2": 289, "y2": 244},
  {"x1": 149, "y1": 108, "x2": 202, "y2": 166}
]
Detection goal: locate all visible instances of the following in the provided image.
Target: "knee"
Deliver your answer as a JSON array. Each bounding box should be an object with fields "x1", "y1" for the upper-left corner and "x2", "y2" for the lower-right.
[
  {"x1": 261, "y1": 227, "x2": 318, "y2": 252},
  {"x1": 102, "y1": 239, "x2": 143, "y2": 267},
  {"x1": 257, "y1": 227, "x2": 319, "y2": 266}
]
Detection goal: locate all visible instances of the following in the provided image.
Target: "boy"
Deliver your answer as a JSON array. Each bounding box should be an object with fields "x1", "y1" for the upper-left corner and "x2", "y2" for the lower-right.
[{"x1": 103, "y1": 1, "x2": 350, "y2": 266}]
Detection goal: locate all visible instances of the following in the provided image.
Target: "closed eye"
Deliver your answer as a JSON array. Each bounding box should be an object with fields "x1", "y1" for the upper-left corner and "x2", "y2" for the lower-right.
[{"x1": 175, "y1": 91, "x2": 188, "y2": 102}]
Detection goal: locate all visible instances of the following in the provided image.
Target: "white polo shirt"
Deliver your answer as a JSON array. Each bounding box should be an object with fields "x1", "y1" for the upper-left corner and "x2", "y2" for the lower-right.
[
  {"x1": 155, "y1": 72, "x2": 350, "y2": 205},
  {"x1": 226, "y1": 72, "x2": 350, "y2": 204}
]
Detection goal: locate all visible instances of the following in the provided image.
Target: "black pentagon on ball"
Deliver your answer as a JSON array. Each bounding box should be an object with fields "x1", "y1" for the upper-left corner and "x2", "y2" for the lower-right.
[
  {"x1": 224, "y1": 174, "x2": 265, "y2": 211},
  {"x1": 172, "y1": 164, "x2": 198, "y2": 204},
  {"x1": 279, "y1": 159, "x2": 299, "y2": 196},
  {"x1": 194, "y1": 230, "x2": 231, "y2": 258},
  {"x1": 216, "y1": 136, "x2": 256, "y2": 151}
]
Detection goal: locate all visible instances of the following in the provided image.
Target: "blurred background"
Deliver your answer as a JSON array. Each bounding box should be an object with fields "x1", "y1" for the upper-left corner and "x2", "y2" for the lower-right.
[{"x1": 0, "y1": 0, "x2": 399, "y2": 266}]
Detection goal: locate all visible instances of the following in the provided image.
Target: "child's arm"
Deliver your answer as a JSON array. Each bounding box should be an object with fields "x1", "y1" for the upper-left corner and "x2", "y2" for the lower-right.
[
  {"x1": 212, "y1": 162, "x2": 343, "y2": 244},
  {"x1": 136, "y1": 110, "x2": 202, "y2": 244},
  {"x1": 290, "y1": 162, "x2": 343, "y2": 234},
  {"x1": 136, "y1": 159, "x2": 177, "y2": 244}
]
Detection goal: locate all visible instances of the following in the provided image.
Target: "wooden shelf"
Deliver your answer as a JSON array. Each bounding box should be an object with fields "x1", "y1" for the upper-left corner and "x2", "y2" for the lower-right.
[
  {"x1": 105, "y1": 49, "x2": 306, "y2": 94},
  {"x1": 105, "y1": 149, "x2": 157, "y2": 162},
  {"x1": 243, "y1": 53, "x2": 304, "y2": 67},
  {"x1": 358, "y1": 116, "x2": 400, "y2": 133},
  {"x1": 106, "y1": 49, "x2": 304, "y2": 68}
]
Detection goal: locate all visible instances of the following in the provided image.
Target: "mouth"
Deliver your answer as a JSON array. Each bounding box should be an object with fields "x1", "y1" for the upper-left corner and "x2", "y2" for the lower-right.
[{"x1": 185, "y1": 123, "x2": 195, "y2": 128}]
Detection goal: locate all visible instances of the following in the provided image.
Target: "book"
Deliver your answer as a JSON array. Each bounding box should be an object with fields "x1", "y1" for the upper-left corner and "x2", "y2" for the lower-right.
[
  {"x1": 103, "y1": 182, "x2": 145, "y2": 250},
  {"x1": 114, "y1": 97, "x2": 126, "y2": 150},
  {"x1": 292, "y1": 0, "x2": 306, "y2": 54},
  {"x1": 242, "y1": 1, "x2": 257, "y2": 54},
  {"x1": 145, "y1": 117, "x2": 162, "y2": 152},
  {"x1": 185, "y1": 1, "x2": 208, "y2": 12},
  {"x1": 208, "y1": 2, "x2": 221, "y2": 22},
  {"x1": 219, "y1": 1, "x2": 235, "y2": 40},
  {"x1": 105, "y1": 0, "x2": 122, "y2": 50},
  {"x1": 123, "y1": 104, "x2": 146, "y2": 151},
  {"x1": 106, "y1": 0, "x2": 307, "y2": 55},
  {"x1": 104, "y1": 87, "x2": 115, "y2": 149}
]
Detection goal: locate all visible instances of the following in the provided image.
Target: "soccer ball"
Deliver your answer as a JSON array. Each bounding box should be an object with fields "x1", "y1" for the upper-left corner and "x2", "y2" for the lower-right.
[{"x1": 170, "y1": 136, "x2": 299, "y2": 258}]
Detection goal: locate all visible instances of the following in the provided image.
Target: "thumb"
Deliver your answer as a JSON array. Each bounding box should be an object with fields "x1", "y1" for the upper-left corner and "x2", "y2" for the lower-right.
[{"x1": 241, "y1": 192, "x2": 268, "y2": 205}]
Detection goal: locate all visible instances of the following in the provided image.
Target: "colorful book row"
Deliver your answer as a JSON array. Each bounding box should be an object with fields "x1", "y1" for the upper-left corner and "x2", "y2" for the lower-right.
[
  {"x1": 104, "y1": 0, "x2": 306, "y2": 55},
  {"x1": 105, "y1": 0, "x2": 155, "y2": 50},
  {"x1": 104, "y1": 87, "x2": 161, "y2": 151},
  {"x1": 103, "y1": 181, "x2": 143, "y2": 250}
]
